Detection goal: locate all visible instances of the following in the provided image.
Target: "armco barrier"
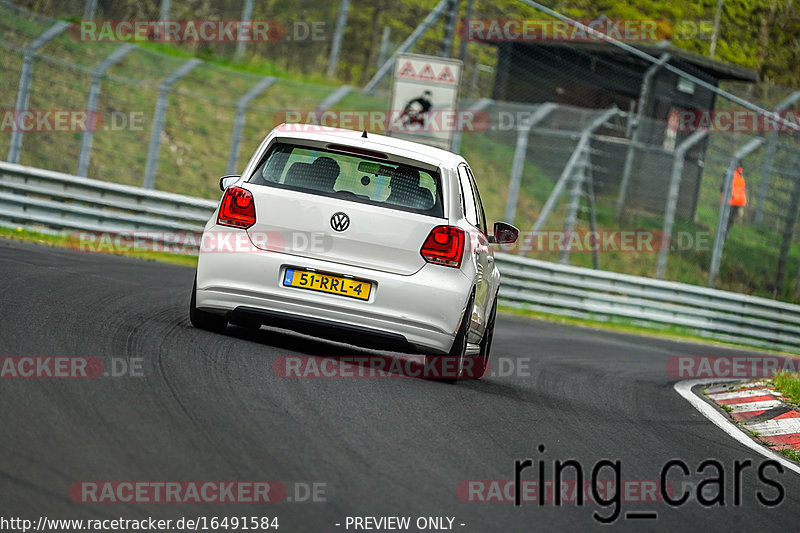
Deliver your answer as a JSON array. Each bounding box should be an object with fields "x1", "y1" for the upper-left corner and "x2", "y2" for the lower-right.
[
  {"x1": 495, "y1": 253, "x2": 800, "y2": 353},
  {"x1": 1, "y1": 161, "x2": 798, "y2": 353},
  {"x1": 0, "y1": 162, "x2": 216, "y2": 245}
]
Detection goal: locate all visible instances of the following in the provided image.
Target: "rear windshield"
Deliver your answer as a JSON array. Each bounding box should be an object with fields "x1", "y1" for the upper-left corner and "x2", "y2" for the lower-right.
[{"x1": 248, "y1": 143, "x2": 444, "y2": 218}]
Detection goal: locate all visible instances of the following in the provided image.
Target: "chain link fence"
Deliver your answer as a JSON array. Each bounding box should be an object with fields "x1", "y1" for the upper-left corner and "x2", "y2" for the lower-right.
[{"x1": 3, "y1": 0, "x2": 800, "y2": 304}]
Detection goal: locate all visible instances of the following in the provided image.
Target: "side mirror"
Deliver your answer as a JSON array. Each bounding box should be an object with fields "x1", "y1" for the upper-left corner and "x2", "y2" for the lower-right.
[
  {"x1": 489, "y1": 222, "x2": 519, "y2": 244},
  {"x1": 219, "y1": 175, "x2": 240, "y2": 191}
]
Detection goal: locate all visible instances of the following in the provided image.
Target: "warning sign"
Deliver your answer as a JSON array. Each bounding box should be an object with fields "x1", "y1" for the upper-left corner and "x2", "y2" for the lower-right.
[{"x1": 388, "y1": 53, "x2": 463, "y2": 150}]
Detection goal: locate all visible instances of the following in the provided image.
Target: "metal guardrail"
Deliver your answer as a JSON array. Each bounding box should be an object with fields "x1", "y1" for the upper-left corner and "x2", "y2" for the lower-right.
[
  {"x1": 0, "y1": 162, "x2": 216, "y2": 245},
  {"x1": 1, "y1": 161, "x2": 797, "y2": 353},
  {"x1": 496, "y1": 253, "x2": 800, "y2": 353}
]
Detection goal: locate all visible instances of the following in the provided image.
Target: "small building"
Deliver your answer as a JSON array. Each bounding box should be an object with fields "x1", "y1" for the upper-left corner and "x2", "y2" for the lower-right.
[{"x1": 486, "y1": 40, "x2": 758, "y2": 218}]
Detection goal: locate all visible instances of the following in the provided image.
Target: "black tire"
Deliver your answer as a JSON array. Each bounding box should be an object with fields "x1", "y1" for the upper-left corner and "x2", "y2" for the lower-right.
[
  {"x1": 189, "y1": 276, "x2": 228, "y2": 333},
  {"x1": 466, "y1": 296, "x2": 496, "y2": 380},
  {"x1": 435, "y1": 292, "x2": 474, "y2": 384}
]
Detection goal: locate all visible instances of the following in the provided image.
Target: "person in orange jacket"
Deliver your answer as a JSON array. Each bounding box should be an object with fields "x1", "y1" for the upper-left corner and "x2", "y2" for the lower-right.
[{"x1": 723, "y1": 166, "x2": 746, "y2": 234}]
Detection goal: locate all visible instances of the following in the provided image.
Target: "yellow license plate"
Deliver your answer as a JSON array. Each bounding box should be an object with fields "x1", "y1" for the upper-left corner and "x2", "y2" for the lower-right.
[{"x1": 282, "y1": 268, "x2": 372, "y2": 301}]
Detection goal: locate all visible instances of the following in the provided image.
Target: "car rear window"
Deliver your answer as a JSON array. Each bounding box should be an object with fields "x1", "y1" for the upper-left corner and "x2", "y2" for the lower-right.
[{"x1": 248, "y1": 143, "x2": 444, "y2": 217}]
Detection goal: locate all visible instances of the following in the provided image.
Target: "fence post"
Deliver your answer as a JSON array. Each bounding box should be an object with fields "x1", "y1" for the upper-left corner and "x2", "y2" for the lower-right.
[
  {"x1": 7, "y1": 21, "x2": 70, "y2": 164},
  {"x1": 504, "y1": 103, "x2": 555, "y2": 223},
  {"x1": 143, "y1": 58, "x2": 202, "y2": 190},
  {"x1": 377, "y1": 26, "x2": 391, "y2": 69},
  {"x1": 656, "y1": 130, "x2": 708, "y2": 279},
  {"x1": 363, "y1": 0, "x2": 449, "y2": 94},
  {"x1": 234, "y1": 0, "x2": 255, "y2": 62},
  {"x1": 558, "y1": 145, "x2": 591, "y2": 264},
  {"x1": 84, "y1": 0, "x2": 98, "y2": 19},
  {"x1": 77, "y1": 44, "x2": 135, "y2": 177},
  {"x1": 458, "y1": 0, "x2": 475, "y2": 61},
  {"x1": 326, "y1": 0, "x2": 350, "y2": 78},
  {"x1": 754, "y1": 90, "x2": 800, "y2": 225},
  {"x1": 776, "y1": 171, "x2": 800, "y2": 297},
  {"x1": 531, "y1": 106, "x2": 620, "y2": 234},
  {"x1": 615, "y1": 53, "x2": 669, "y2": 222},
  {"x1": 226, "y1": 76, "x2": 276, "y2": 175},
  {"x1": 708, "y1": 137, "x2": 765, "y2": 288},
  {"x1": 440, "y1": 0, "x2": 459, "y2": 57}
]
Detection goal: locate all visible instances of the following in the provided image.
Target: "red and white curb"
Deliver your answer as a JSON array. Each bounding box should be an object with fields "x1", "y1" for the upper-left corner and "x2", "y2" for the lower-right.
[{"x1": 674, "y1": 379, "x2": 800, "y2": 475}]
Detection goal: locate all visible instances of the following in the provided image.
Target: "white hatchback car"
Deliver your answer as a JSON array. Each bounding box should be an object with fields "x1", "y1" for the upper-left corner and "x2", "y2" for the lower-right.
[{"x1": 190, "y1": 124, "x2": 518, "y2": 381}]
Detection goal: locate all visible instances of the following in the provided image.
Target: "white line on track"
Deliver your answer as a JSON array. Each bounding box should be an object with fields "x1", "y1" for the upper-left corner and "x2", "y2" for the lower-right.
[{"x1": 673, "y1": 379, "x2": 800, "y2": 475}]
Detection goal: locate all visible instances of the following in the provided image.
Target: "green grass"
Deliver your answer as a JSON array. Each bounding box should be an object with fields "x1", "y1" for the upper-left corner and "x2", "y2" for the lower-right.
[
  {"x1": 776, "y1": 448, "x2": 800, "y2": 463},
  {"x1": 0, "y1": 226, "x2": 198, "y2": 268},
  {"x1": 772, "y1": 371, "x2": 800, "y2": 405}
]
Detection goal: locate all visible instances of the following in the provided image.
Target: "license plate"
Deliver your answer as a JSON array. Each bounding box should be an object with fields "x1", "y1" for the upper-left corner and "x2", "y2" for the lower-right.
[{"x1": 282, "y1": 268, "x2": 372, "y2": 301}]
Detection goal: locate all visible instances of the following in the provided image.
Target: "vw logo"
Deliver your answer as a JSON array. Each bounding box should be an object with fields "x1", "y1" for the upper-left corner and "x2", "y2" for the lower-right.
[{"x1": 330, "y1": 212, "x2": 350, "y2": 232}]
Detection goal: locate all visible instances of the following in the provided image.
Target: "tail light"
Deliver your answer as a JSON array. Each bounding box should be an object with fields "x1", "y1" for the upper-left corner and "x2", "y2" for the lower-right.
[
  {"x1": 420, "y1": 226, "x2": 465, "y2": 268},
  {"x1": 217, "y1": 186, "x2": 256, "y2": 229}
]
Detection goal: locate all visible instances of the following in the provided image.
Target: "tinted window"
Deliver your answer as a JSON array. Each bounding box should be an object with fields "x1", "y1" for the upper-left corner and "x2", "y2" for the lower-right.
[{"x1": 249, "y1": 143, "x2": 443, "y2": 217}]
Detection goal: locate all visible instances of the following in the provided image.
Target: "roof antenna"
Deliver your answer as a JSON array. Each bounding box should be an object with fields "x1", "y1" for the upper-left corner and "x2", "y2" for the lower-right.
[{"x1": 361, "y1": 130, "x2": 368, "y2": 138}]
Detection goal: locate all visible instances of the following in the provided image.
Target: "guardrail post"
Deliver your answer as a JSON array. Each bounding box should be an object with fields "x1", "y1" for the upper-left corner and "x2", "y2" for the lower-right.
[
  {"x1": 656, "y1": 130, "x2": 708, "y2": 279},
  {"x1": 143, "y1": 58, "x2": 202, "y2": 190},
  {"x1": 754, "y1": 90, "x2": 800, "y2": 225},
  {"x1": 531, "y1": 106, "x2": 620, "y2": 238},
  {"x1": 7, "y1": 21, "x2": 70, "y2": 164},
  {"x1": 226, "y1": 76, "x2": 276, "y2": 175},
  {"x1": 77, "y1": 44, "x2": 135, "y2": 177},
  {"x1": 708, "y1": 137, "x2": 765, "y2": 288},
  {"x1": 615, "y1": 53, "x2": 670, "y2": 221},
  {"x1": 504, "y1": 103, "x2": 555, "y2": 224},
  {"x1": 363, "y1": 0, "x2": 449, "y2": 94}
]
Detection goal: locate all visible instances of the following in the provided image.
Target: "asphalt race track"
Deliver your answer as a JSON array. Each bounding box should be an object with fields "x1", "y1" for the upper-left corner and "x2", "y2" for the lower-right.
[{"x1": 1, "y1": 238, "x2": 798, "y2": 531}]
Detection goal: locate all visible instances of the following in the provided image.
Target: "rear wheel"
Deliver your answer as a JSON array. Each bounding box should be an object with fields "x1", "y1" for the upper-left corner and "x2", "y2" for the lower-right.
[
  {"x1": 189, "y1": 276, "x2": 228, "y2": 333},
  {"x1": 435, "y1": 292, "x2": 474, "y2": 384},
  {"x1": 465, "y1": 296, "x2": 496, "y2": 380}
]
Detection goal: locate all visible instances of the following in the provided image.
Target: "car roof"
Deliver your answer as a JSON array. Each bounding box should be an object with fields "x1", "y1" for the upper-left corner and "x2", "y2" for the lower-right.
[{"x1": 271, "y1": 124, "x2": 465, "y2": 169}]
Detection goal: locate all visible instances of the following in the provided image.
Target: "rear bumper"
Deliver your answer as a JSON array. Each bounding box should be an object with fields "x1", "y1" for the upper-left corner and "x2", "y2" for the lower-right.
[{"x1": 195, "y1": 238, "x2": 473, "y2": 354}]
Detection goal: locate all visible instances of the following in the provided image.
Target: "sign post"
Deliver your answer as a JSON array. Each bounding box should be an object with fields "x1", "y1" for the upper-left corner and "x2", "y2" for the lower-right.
[{"x1": 387, "y1": 53, "x2": 462, "y2": 150}]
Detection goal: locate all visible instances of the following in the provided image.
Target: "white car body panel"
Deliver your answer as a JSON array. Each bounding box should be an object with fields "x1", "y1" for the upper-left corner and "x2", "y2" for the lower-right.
[{"x1": 194, "y1": 124, "x2": 502, "y2": 355}]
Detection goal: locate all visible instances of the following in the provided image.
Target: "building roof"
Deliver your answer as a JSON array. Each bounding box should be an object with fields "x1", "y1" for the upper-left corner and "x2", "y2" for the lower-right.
[{"x1": 492, "y1": 40, "x2": 758, "y2": 83}]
